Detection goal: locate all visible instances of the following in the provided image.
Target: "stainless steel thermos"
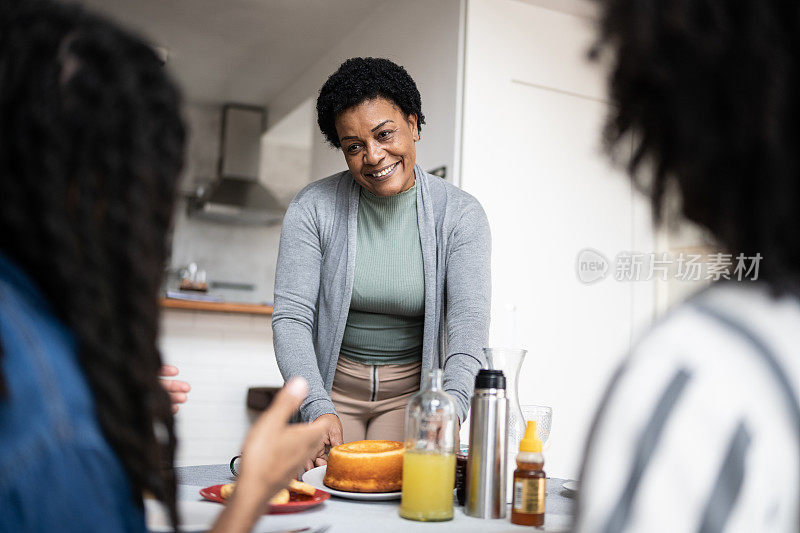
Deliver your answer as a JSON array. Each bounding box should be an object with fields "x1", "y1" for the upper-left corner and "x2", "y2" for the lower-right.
[{"x1": 465, "y1": 369, "x2": 509, "y2": 518}]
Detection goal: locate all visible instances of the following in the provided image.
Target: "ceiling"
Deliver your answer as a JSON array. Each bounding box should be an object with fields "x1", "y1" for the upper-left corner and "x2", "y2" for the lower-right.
[
  {"x1": 77, "y1": 0, "x2": 383, "y2": 106},
  {"x1": 517, "y1": 0, "x2": 596, "y2": 18}
]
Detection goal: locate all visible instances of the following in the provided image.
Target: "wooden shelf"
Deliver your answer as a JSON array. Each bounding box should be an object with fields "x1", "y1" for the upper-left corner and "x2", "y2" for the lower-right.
[{"x1": 159, "y1": 298, "x2": 273, "y2": 315}]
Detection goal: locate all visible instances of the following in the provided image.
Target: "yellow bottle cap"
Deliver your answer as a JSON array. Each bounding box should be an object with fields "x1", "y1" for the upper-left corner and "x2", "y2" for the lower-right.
[{"x1": 519, "y1": 420, "x2": 542, "y2": 452}]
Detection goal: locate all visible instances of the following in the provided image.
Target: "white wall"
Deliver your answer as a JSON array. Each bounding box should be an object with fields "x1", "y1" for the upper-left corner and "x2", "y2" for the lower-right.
[
  {"x1": 259, "y1": 97, "x2": 315, "y2": 205},
  {"x1": 160, "y1": 309, "x2": 283, "y2": 466},
  {"x1": 460, "y1": 0, "x2": 656, "y2": 479},
  {"x1": 267, "y1": 0, "x2": 463, "y2": 183}
]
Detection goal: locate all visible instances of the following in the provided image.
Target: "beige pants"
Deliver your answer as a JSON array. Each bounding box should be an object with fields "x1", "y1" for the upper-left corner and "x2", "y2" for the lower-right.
[{"x1": 330, "y1": 356, "x2": 422, "y2": 443}]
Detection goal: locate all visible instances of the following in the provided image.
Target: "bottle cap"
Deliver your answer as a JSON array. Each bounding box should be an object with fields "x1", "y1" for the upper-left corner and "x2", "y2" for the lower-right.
[
  {"x1": 519, "y1": 420, "x2": 542, "y2": 453},
  {"x1": 474, "y1": 369, "x2": 506, "y2": 390}
]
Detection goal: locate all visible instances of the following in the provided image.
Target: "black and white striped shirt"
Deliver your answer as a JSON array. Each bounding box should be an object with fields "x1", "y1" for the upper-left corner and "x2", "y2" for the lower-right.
[{"x1": 575, "y1": 283, "x2": 800, "y2": 533}]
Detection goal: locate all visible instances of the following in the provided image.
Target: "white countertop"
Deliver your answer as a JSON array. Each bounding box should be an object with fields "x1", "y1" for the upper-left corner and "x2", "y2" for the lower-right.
[{"x1": 150, "y1": 465, "x2": 576, "y2": 533}]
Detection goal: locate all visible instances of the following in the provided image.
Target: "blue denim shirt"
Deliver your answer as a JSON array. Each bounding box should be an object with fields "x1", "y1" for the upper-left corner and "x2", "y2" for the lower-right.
[{"x1": 0, "y1": 253, "x2": 146, "y2": 532}]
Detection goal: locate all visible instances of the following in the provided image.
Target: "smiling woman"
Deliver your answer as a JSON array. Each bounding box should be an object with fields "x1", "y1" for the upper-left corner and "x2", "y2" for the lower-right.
[
  {"x1": 317, "y1": 57, "x2": 425, "y2": 197},
  {"x1": 273, "y1": 57, "x2": 491, "y2": 469},
  {"x1": 336, "y1": 97, "x2": 419, "y2": 196}
]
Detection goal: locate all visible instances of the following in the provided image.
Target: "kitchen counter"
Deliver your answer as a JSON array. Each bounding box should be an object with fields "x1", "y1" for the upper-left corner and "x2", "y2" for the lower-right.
[{"x1": 159, "y1": 297, "x2": 273, "y2": 315}]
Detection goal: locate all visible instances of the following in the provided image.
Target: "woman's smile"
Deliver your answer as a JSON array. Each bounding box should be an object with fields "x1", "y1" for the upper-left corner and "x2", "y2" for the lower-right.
[
  {"x1": 365, "y1": 161, "x2": 401, "y2": 181},
  {"x1": 334, "y1": 97, "x2": 419, "y2": 197}
]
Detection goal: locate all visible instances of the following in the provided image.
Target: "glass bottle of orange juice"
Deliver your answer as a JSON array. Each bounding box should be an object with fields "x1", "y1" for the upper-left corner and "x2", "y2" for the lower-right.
[{"x1": 399, "y1": 369, "x2": 458, "y2": 522}]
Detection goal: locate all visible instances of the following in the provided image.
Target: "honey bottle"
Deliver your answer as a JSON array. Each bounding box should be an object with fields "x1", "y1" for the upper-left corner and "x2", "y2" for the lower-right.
[{"x1": 511, "y1": 420, "x2": 545, "y2": 526}]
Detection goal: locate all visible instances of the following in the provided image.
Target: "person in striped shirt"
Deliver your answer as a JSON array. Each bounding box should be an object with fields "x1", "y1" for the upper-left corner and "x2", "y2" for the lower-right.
[{"x1": 575, "y1": 1, "x2": 800, "y2": 532}]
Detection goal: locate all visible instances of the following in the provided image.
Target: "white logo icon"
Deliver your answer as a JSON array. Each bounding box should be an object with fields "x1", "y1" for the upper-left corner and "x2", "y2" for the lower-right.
[{"x1": 576, "y1": 248, "x2": 609, "y2": 284}]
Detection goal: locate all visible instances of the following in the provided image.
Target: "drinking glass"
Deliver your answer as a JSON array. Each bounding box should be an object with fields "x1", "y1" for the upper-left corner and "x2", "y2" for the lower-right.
[
  {"x1": 483, "y1": 347, "x2": 527, "y2": 504},
  {"x1": 483, "y1": 348, "x2": 527, "y2": 448},
  {"x1": 521, "y1": 405, "x2": 553, "y2": 447}
]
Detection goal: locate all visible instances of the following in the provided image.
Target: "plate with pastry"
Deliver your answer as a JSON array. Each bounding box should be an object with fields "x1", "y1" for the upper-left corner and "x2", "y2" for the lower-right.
[
  {"x1": 199, "y1": 479, "x2": 330, "y2": 514},
  {"x1": 302, "y1": 440, "x2": 403, "y2": 501}
]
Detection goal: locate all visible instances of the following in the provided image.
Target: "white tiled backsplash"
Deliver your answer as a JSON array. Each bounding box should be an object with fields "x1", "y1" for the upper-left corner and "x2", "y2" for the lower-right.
[{"x1": 158, "y1": 308, "x2": 283, "y2": 466}]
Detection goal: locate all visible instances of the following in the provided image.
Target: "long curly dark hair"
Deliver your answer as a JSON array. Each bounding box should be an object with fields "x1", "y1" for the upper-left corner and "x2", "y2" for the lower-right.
[
  {"x1": 0, "y1": 0, "x2": 184, "y2": 527},
  {"x1": 317, "y1": 57, "x2": 426, "y2": 148},
  {"x1": 595, "y1": 0, "x2": 800, "y2": 291}
]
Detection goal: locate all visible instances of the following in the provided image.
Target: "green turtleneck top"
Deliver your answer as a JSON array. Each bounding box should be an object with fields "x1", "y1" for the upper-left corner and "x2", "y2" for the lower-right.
[{"x1": 339, "y1": 184, "x2": 425, "y2": 365}]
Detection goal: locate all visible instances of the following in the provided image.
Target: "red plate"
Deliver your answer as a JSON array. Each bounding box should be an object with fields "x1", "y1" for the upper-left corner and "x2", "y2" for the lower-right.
[{"x1": 199, "y1": 484, "x2": 331, "y2": 514}]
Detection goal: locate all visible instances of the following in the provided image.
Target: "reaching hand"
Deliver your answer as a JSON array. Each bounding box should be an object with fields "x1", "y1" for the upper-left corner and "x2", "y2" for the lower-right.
[
  {"x1": 239, "y1": 378, "x2": 331, "y2": 491},
  {"x1": 210, "y1": 377, "x2": 330, "y2": 533},
  {"x1": 305, "y1": 413, "x2": 343, "y2": 470},
  {"x1": 159, "y1": 364, "x2": 191, "y2": 413}
]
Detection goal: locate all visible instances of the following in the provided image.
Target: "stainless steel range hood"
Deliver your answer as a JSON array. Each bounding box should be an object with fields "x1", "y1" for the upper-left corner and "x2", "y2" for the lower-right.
[{"x1": 187, "y1": 104, "x2": 285, "y2": 226}]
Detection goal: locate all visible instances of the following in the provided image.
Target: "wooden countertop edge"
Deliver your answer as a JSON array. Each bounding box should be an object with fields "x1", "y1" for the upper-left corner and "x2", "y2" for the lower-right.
[{"x1": 159, "y1": 298, "x2": 273, "y2": 315}]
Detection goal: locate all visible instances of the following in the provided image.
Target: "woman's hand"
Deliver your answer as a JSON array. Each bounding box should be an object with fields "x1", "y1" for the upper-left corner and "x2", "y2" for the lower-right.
[
  {"x1": 158, "y1": 364, "x2": 191, "y2": 413},
  {"x1": 211, "y1": 377, "x2": 330, "y2": 533},
  {"x1": 239, "y1": 378, "x2": 330, "y2": 489},
  {"x1": 305, "y1": 413, "x2": 343, "y2": 470}
]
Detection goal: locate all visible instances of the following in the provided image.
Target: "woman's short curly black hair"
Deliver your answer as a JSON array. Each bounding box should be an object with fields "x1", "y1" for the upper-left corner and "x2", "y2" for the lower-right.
[
  {"x1": 596, "y1": 0, "x2": 800, "y2": 291},
  {"x1": 316, "y1": 57, "x2": 425, "y2": 148}
]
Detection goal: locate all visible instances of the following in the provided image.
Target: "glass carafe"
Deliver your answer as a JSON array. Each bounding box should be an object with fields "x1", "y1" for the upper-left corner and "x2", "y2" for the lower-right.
[
  {"x1": 483, "y1": 347, "x2": 527, "y2": 502},
  {"x1": 399, "y1": 369, "x2": 458, "y2": 522}
]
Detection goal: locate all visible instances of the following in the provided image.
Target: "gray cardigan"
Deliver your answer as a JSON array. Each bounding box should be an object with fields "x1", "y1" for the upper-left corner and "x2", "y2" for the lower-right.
[{"x1": 272, "y1": 165, "x2": 491, "y2": 423}]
